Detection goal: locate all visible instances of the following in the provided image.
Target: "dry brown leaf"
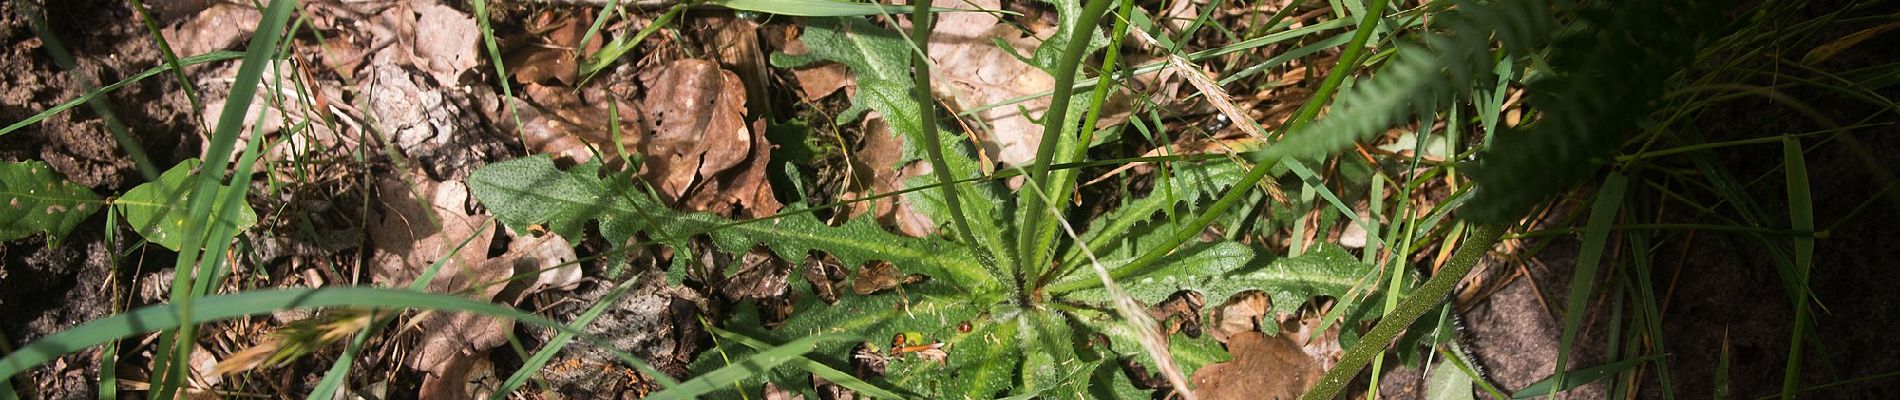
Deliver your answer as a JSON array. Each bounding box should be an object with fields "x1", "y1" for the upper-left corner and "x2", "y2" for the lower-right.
[
  {"x1": 721, "y1": 247, "x2": 792, "y2": 301},
  {"x1": 707, "y1": 16, "x2": 771, "y2": 116},
  {"x1": 418, "y1": 352, "x2": 498, "y2": 400},
  {"x1": 1210, "y1": 292, "x2": 1271, "y2": 343},
  {"x1": 1149, "y1": 291, "x2": 1208, "y2": 338},
  {"x1": 508, "y1": 232, "x2": 585, "y2": 293},
  {"x1": 847, "y1": 117, "x2": 938, "y2": 236},
  {"x1": 926, "y1": 0, "x2": 1057, "y2": 166},
  {"x1": 361, "y1": 174, "x2": 515, "y2": 395},
  {"x1": 160, "y1": 3, "x2": 260, "y2": 58},
  {"x1": 515, "y1": 83, "x2": 645, "y2": 165},
  {"x1": 1190, "y1": 331, "x2": 1323, "y2": 400},
  {"x1": 772, "y1": 29, "x2": 855, "y2": 102},
  {"x1": 682, "y1": 119, "x2": 784, "y2": 217},
  {"x1": 801, "y1": 256, "x2": 849, "y2": 304},
  {"x1": 411, "y1": 2, "x2": 481, "y2": 84},
  {"x1": 641, "y1": 58, "x2": 753, "y2": 203},
  {"x1": 508, "y1": 10, "x2": 601, "y2": 86}
]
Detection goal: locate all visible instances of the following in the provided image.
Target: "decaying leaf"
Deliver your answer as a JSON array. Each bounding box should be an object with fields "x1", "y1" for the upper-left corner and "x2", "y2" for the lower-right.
[
  {"x1": 1211, "y1": 291, "x2": 1272, "y2": 343},
  {"x1": 1150, "y1": 290, "x2": 1208, "y2": 338},
  {"x1": 775, "y1": 35, "x2": 855, "y2": 102},
  {"x1": 508, "y1": 10, "x2": 603, "y2": 86},
  {"x1": 641, "y1": 58, "x2": 754, "y2": 204},
  {"x1": 681, "y1": 119, "x2": 784, "y2": 217},
  {"x1": 160, "y1": 3, "x2": 260, "y2": 57},
  {"x1": 410, "y1": 3, "x2": 481, "y2": 84},
  {"x1": 373, "y1": 175, "x2": 590, "y2": 397},
  {"x1": 721, "y1": 247, "x2": 792, "y2": 301},
  {"x1": 925, "y1": 0, "x2": 1059, "y2": 166},
  {"x1": 506, "y1": 231, "x2": 585, "y2": 293},
  {"x1": 365, "y1": 176, "x2": 502, "y2": 383},
  {"x1": 514, "y1": 83, "x2": 645, "y2": 165},
  {"x1": 1189, "y1": 331, "x2": 1323, "y2": 400},
  {"x1": 706, "y1": 16, "x2": 772, "y2": 117}
]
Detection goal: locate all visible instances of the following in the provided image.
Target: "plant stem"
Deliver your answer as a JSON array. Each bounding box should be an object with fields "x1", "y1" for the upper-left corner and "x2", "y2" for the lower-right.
[
  {"x1": 909, "y1": 0, "x2": 989, "y2": 275},
  {"x1": 1015, "y1": 0, "x2": 1114, "y2": 283},
  {"x1": 1298, "y1": 223, "x2": 1507, "y2": 400},
  {"x1": 1033, "y1": 0, "x2": 1134, "y2": 289}
]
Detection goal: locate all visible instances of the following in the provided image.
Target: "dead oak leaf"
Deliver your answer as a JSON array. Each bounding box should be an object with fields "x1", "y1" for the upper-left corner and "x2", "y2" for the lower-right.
[
  {"x1": 1190, "y1": 331, "x2": 1324, "y2": 400},
  {"x1": 641, "y1": 58, "x2": 752, "y2": 204}
]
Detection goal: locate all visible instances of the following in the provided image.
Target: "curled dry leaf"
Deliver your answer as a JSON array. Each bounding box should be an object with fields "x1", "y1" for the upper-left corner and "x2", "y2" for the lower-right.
[
  {"x1": 682, "y1": 119, "x2": 784, "y2": 217},
  {"x1": 507, "y1": 231, "x2": 585, "y2": 293},
  {"x1": 361, "y1": 174, "x2": 508, "y2": 398},
  {"x1": 767, "y1": 23, "x2": 853, "y2": 103},
  {"x1": 802, "y1": 255, "x2": 849, "y2": 304},
  {"x1": 777, "y1": 35, "x2": 855, "y2": 102},
  {"x1": 641, "y1": 58, "x2": 753, "y2": 204},
  {"x1": 722, "y1": 247, "x2": 792, "y2": 301},
  {"x1": 707, "y1": 16, "x2": 771, "y2": 117},
  {"x1": 1150, "y1": 291, "x2": 1208, "y2": 338}
]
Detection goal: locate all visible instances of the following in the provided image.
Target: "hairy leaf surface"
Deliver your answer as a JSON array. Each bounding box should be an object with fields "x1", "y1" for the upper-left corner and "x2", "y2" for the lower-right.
[{"x1": 468, "y1": 156, "x2": 993, "y2": 288}]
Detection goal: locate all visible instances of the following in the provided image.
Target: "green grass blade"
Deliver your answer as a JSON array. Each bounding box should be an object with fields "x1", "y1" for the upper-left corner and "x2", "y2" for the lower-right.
[
  {"x1": 0, "y1": 50, "x2": 242, "y2": 137},
  {"x1": 907, "y1": 0, "x2": 986, "y2": 268},
  {"x1": 1300, "y1": 223, "x2": 1507, "y2": 400},
  {"x1": 151, "y1": 1, "x2": 296, "y2": 396},
  {"x1": 1779, "y1": 137, "x2": 1815, "y2": 400},
  {"x1": 100, "y1": 208, "x2": 121, "y2": 400},
  {"x1": 1626, "y1": 227, "x2": 1677, "y2": 398},
  {"x1": 488, "y1": 279, "x2": 637, "y2": 399},
  {"x1": 471, "y1": 0, "x2": 527, "y2": 151},
  {"x1": 647, "y1": 333, "x2": 855, "y2": 400},
  {"x1": 125, "y1": 0, "x2": 203, "y2": 114},
  {"x1": 1015, "y1": 0, "x2": 1113, "y2": 280},
  {"x1": 1513, "y1": 356, "x2": 1663, "y2": 399},
  {"x1": 307, "y1": 222, "x2": 493, "y2": 399},
  {"x1": 0, "y1": 287, "x2": 671, "y2": 390},
  {"x1": 706, "y1": 327, "x2": 905, "y2": 399},
  {"x1": 1548, "y1": 174, "x2": 1629, "y2": 397}
]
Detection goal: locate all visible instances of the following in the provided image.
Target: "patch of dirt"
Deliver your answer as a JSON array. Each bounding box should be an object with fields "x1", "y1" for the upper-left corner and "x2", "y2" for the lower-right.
[
  {"x1": 0, "y1": 0, "x2": 197, "y2": 398},
  {"x1": 0, "y1": 226, "x2": 119, "y2": 399}
]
